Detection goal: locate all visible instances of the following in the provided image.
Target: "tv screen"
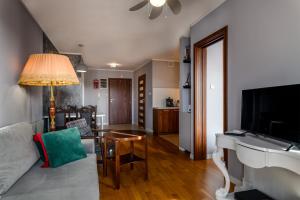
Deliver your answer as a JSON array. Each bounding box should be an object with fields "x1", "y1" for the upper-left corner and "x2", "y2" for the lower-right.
[{"x1": 241, "y1": 84, "x2": 300, "y2": 144}]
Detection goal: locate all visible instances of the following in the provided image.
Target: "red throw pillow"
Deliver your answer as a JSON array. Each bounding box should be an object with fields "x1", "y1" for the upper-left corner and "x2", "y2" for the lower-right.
[{"x1": 33, "y1": 133, "x2": 49, "y2": 168}]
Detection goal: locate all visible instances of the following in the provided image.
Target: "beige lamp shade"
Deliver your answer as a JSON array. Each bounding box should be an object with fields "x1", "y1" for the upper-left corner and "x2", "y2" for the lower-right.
[{"x1": 18, "y1": 54, "x2": 80, "y2": 86}]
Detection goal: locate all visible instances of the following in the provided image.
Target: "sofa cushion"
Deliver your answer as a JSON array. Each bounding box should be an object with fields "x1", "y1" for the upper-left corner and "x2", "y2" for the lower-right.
[
  {"x1": 0, "y1": 122, "x2": 39, "y2": 195},
  {"x1": 42, "y1": 128, "x2": 87, "y2": 168},
  {"x1": 2, "y1": 154, "x2": 99, "y2": 200}
]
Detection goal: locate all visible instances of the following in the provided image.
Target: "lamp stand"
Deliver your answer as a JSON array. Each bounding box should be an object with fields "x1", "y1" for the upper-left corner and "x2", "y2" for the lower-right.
[{"x1": 49, "y1": 85, "x2": 56, "y2": 131}]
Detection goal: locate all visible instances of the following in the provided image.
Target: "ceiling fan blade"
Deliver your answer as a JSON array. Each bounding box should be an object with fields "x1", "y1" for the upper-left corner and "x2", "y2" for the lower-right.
[
  {"x1": 167, "y1": 0, "x2": 181, "y2": 15},
  {"x1": 129, "y1": 0, "x2": 148, "y2": 11},
  {"x1": 149, "y1": 6, "x2": 163, "y2": 20}
]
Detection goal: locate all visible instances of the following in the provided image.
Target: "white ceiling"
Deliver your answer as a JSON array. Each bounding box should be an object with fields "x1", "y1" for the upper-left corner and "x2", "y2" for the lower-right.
[{"x1": 21, "y1": 0, "x2": 225, "y2": 70}]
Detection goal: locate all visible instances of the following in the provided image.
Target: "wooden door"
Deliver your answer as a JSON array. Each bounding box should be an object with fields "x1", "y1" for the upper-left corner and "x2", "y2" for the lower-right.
[
  {"x1": 138, "y1": 74, "x2": 146, "y2": 128},
  {"x1": 109, "y1": 78, "x2": 132, "y2": 124}
]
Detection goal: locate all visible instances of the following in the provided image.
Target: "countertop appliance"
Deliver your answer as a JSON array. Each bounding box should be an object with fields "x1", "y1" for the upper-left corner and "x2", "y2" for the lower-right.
[{"x1": 166, "y1": 97, "x2": 174, "y2": 107}]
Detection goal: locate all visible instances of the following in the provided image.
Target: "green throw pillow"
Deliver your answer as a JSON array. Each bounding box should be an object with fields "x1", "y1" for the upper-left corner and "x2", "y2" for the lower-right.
[{"x1": 42, "y1": 128, "x2": 87, "y2": 168}]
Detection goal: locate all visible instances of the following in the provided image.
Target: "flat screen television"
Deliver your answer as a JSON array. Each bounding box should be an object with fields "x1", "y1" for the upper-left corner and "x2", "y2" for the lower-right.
[{"x1": 241, "y1": 84, "x2": 300, "y2": 145}]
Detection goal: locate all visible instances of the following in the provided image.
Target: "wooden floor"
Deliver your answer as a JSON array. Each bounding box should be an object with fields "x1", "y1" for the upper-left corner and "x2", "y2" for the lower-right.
[
  {"x1": 98, "y1": 128, "x2": 224, "y2": 200},
  {"x1": 159, "y1": 134, "x2": 179, "y2": 147}
]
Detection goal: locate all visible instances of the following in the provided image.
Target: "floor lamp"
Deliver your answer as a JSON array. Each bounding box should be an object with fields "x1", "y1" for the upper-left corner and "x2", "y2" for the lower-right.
[{"x1": 18, "y1": 54, "x2": 80, "y2": 131}]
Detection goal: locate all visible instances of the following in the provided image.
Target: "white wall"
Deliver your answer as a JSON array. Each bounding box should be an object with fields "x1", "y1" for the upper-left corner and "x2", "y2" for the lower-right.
[
  {"x1": 206, "y1": 40, "x2": 224, "y2": 157},
  {"x1": 0, "y1": 0, "x2": 43, "y2": 127},
  {"x1": 84, "y1": 69, "x2": 134, "y2": 125},
  {"x1": 152, "y1": 88, "x2": 180, "y2": 107},
  {"x1": 190, "y1": 0, "x2": 300, "y2": 199},
  {"x1": 152, "y1": 60, "x2": 180, "y2": 107}
]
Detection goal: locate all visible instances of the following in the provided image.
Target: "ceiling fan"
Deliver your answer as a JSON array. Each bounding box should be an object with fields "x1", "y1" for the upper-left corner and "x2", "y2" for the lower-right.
[{"x1": 129, "y1": 0, "x2": 182, "y2": 20}]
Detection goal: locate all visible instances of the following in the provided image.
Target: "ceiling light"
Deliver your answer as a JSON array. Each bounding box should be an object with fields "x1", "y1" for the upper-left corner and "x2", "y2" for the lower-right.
[
  {"x1": 76, "y1": 57, "x2": 88, "y2": 73},
  {"x1": 76, "y1": 44, "x2": 87, "y2": 73},
  {"x1": 108, "y1": 63, "x2": 120, "y2": 68},
  {"x1": 150, "y1": 0, "x2": 166, "y2": 7},
  {"x1": 76, "y1": 65, "x2": 87, "y2": 73}
]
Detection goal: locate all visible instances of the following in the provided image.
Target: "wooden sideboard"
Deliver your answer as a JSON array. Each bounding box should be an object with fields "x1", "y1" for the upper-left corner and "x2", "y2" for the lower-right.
[{"x1": 153, "y1": 108, "x2": 179, "y2": 136}]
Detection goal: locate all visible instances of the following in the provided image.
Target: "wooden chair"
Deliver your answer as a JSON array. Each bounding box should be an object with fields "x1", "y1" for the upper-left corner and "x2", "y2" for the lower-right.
[
  {"x1": 53, "y1": 107, "x2": 67, "y2": 130},
  {"x1": 78, "y1": 106, "x2": 93, "y2": 128},
  {"x1": 66, "y1": 105, "x2": 78, "y2": 122},
  {"x1": 87, "y1": 105, "x2": 97, "y2": 129}
]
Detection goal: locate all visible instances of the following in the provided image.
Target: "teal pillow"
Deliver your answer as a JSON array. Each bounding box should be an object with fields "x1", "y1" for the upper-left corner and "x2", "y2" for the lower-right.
[{"x1": 42, "y1": 128, "x2": 87, "y2": 168}]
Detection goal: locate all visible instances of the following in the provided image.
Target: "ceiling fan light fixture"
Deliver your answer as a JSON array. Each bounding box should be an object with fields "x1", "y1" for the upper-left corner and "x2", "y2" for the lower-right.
[{"x1": 150, "y1": 0, "x2": 166, "y2": 7}]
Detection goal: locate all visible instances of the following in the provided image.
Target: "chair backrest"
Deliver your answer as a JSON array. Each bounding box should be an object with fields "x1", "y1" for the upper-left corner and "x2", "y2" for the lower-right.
[
  {"x1": 87, "y1": 105, "x2": 97, "y2": 128},
  {"x1": 66, "y1": 118, "x2": 93, "y2": 137},
  {"x1": 54, "y1": 107, "x2": 67, "y2": 130},
  {"x1": 66, "y1": 105, "x2": 78, "y2": 121},
  {"x1": 78, "y1": 107, "x2": 93, "y2": 127}
]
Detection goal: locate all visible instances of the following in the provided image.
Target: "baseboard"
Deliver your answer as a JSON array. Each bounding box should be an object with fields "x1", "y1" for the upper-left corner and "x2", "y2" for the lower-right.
[
  {"x1": 179, "y1": 146, "x2": 185, "y2": 151},
  {"x1": 145, "y1": 128, "x2": 153, "y2": 133},
  {"x1": 206, "y1": 154, "x2": 212, "y2": 159},
  {"x1": 190, "y1": 153, "x2": 194, "y2": 160}
]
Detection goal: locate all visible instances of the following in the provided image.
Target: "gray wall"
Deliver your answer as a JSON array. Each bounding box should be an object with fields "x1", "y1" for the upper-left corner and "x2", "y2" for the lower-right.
[
  {"x1": 0, "y1": 0, "x2": 43, "y2": 127},
  {"x1": 190, "y1": 0, "x2": 300, "y2": 199},
  {"x1": 152, "y1": 60, "x2": 179, "y2": 88},
  {"x1": 179, "y1": 37, "x2": 192, "y2": 152},
  {"x1": 133, "y1": 62, "x2": 153, "y2": 131},
  {"x1": 84, "y1": 69, "x2": 134, "y2": 125}
]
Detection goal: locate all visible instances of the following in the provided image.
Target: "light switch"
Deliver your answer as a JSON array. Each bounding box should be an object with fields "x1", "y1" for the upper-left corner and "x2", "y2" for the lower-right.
[{"x1": 210, "y1": 84, "x2": 215, "y2": 89}]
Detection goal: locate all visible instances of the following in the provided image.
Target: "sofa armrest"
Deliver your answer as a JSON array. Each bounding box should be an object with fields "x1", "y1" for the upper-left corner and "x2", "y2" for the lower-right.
[{"x1": 81, "y1": 139, "x2": 95, "y2": 154}]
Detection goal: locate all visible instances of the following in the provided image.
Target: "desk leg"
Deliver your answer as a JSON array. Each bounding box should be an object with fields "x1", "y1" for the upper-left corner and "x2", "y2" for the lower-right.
[
  {"x1": 130, "y1": 141, "x2": 134, "y2": 170},
  {"x1": 115, "y1": 141, "x2": 120, "y2": 189},
  {"x1": 101, "y1": 116, "x2": 104, "y2": 129},
  {"x1": 144, "y1": 136, "x2": 148, "y2": 180},
  {"x1": 212, "y1": 148, "x2": 231, "y2": 200},
  {"x1": 103, "y1": 138, "x2": 107, "y2": 177}
]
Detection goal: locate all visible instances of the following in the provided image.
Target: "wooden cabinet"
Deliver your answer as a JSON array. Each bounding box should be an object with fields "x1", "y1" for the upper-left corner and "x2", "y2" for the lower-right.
[{"x1": 153, "y1": 108, "x2": 179, "y2": 136}]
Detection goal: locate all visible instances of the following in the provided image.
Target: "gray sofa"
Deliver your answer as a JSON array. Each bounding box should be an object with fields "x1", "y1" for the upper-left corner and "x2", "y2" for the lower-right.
[{"x1": 0, "y1": 122, "x2": 99, "y2": 200}]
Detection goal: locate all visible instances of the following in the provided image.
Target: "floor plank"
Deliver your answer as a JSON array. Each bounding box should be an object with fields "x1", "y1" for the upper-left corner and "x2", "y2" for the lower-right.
[
  {"x1": 159, "y1": 134, "x2": 179, "y2": 147},
  {"x1": 98, "y1": 132, "x2": 224, "y2": 200}
]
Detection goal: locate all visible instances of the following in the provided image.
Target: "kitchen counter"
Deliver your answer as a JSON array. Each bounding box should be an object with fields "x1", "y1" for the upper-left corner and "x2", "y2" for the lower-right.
[
  {"x1": 153, "y1": 107, "x2": 179, "y2": 110},
  {"x1": 153, "y1": 108, "x2": 179, "y2": 136}
]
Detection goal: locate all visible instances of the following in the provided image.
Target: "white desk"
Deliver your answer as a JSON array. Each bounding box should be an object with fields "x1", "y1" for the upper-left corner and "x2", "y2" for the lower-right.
[
  {"x1": 213, "y1": 133, "x2": 300, "y2": 200},
  {"x1": 96, "y1": 114, "x2": 105, "y2": 129}
]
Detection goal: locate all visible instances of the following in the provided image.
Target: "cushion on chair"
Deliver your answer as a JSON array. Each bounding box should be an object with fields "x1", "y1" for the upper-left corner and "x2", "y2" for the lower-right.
[
  {"x1": 66, "y1": 119, "x2": 93, "y2": 137},
  {"x1": 42, "y1": 128, "x2": 87, "y2": 168}
]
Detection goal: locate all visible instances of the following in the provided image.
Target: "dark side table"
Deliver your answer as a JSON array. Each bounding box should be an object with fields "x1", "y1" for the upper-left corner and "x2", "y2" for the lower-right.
[{"x1": 103, "y1": 131, "x2": 148, "y2": 189}]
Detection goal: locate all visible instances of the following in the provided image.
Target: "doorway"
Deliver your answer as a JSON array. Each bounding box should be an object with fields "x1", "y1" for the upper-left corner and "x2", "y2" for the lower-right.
[
  {"x1": 194, "y1": 26, "x2": 228, "y2": 160},
  {"x1": 109, "y1": 78, "x2": 132, "y2": 124}
]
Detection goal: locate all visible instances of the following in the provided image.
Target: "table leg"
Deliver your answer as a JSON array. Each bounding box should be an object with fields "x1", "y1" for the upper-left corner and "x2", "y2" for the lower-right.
[
  {"x1": 103, "y1": 138, "x2": 107, "y2": 177},
  {"x1": 144, "y1": 135, "x2": 148, "y2": 180},
  {"x1": 212, "y1": 147, "x2": 231, "y2": 200},
  {"x1": 130, "y1": 141, "x2": 134, "y2": 170},
  {"x1": 115, "y1": 141, "x2": 120, "y2": 189}
]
